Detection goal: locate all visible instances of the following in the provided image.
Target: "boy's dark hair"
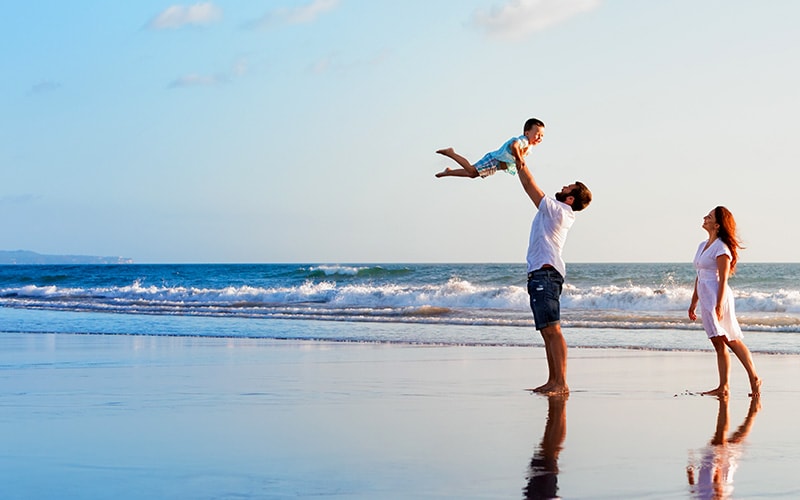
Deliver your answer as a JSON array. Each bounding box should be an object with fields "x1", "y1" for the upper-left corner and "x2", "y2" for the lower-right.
[
  {"x1": 569, "y1": 182, "x2": 592, "y2": 212},
  {"x1": 524, "y1": 118, "x2": 545, "y2": 131}
]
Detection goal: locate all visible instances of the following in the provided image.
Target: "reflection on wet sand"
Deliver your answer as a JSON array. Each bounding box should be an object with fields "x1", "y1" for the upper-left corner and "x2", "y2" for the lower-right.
[
  {"x1": 524, "y1": 394, "x2": 567, "y2": 499},
  {"x1": 687, "y1": 396, "x2": 760, "y2": 499}
]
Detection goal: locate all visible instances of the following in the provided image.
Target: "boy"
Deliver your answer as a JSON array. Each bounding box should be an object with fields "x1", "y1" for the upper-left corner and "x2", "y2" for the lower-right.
[{"x1": 435, "y1": 118, "x2": 545, "y2": 179}]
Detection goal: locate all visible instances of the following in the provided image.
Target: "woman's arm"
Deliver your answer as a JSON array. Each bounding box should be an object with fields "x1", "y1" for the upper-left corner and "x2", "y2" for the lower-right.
[
  {"x1": 715, "y1": 254, "x2": 732, "y2": 320},
  {"x1": 688, "y1": 277, "x2": 699, "y2": 321}
]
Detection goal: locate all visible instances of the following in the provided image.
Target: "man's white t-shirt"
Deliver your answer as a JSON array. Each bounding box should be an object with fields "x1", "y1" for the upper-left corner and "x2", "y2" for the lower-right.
[{"x1": 526, "y1": 195, "x2": 575, "y2": 278}]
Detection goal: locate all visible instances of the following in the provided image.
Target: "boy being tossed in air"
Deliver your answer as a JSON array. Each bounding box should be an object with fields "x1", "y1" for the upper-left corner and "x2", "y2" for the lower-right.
[{"x1": 435, "y1": 118, "x2": 545, "y2": 179}]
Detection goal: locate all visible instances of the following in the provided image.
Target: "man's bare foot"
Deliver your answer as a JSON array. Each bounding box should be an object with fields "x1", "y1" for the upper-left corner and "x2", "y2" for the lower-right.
[
  {"x1": 435, "y1": 167, "x2": 453, "y2": 178},
  {"x1": 529, "y1": 383, "x2": 569, "y2": 395},
  {"x1": 436, "y1": 147, "x2": 454, "y2": 157},
  {"x1": 749, "y1": 377, "x2": 762, "y2": 398},
  {"x1": 701, "y1": 386, "x2": 729, "y2": 397},
  {"x1": 541, "y1": 385, "x2": 569, "y2": 396}
]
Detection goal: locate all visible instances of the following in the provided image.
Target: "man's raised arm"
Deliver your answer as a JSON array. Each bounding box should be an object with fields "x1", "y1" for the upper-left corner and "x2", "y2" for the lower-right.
[{"x1": 517, "y1": 163, "x2": 545, "y2": 208}]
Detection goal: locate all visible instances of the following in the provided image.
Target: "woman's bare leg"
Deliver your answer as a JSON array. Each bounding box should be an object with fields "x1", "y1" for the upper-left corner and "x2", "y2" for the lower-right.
[
  {"x1": 702, "y1": 336, "x2": 730, "y2": 397},
  {"x1": 728, "y1": 340, "x2": 761, "y2": 397}
]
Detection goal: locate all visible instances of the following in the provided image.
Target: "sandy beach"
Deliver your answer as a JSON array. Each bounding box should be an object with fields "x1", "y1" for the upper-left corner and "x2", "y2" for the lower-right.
[{"x1": 1, "y1": 331, "x2": 799, "y2": 499}]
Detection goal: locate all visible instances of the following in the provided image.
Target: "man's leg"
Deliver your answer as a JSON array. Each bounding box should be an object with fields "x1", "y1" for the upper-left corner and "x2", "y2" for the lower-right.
[
  {"x1": 533, "y1": 323, "x2": 568, "y2": 395},
  {"x1": 528, "y1": 269, "x2": 566, "y2": 394}
]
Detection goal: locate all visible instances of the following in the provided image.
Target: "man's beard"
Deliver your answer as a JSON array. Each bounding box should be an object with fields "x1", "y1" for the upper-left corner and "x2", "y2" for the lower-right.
[{"x1": 555, "y1": 191, "x2": 569, "y2": 203}]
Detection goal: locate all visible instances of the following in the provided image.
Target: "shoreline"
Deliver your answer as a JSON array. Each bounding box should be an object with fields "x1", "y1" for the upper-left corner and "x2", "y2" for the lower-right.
[
  {"x1": 3, "y1": 306, "x2": 799, "y2": 356},
  {"x1": 3, "y1": 320, "x2": 798, "y2": 356},
  {"x1": 2, "y1": 332, "x2": 799, "y2": 498}
]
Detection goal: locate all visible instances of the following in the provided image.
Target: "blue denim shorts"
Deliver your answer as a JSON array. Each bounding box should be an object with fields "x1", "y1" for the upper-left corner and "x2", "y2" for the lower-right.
[{"x1": 527, "y1": 268, "x2": 564, "y2": 330}]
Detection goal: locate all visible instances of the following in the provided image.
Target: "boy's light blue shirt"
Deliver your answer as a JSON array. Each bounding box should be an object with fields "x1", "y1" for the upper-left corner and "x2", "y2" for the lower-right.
[{"x1": 487, "y1": 135, "x2": 530, "y2": 176}]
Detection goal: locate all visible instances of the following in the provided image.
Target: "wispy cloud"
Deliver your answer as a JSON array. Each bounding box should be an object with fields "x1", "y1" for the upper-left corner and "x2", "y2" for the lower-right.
[
  {"x1": 232, "y1": 57, "x2": 248, "y2": 77},
  {"x1": 148, "y1": 2, "x2": 222, "y2": 30},
  {"x1": 473, "y1": 0, "x2": 601, "y2": 40},
  {"x1": 168, "y1": 73, "x2": 225, "y2": 88},
  {"x1": 168, "y1": 58, "x2": 249, "y2": 89},
  {"x1": 309, "y1": 49, "x2": 392, "y2": 75},
  {"x1": 245, "y1": 0, "x2": 339, "y2": 30},
  {"x1": 28, "y1": 80, "x2": 62, "y2": 95},
  {"x1": 0, "y1": 194, "x2": 41, "y2": 206}
]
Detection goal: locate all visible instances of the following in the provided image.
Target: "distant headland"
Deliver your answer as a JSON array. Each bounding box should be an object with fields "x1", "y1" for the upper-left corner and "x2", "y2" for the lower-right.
[{"x1": 0, "y1": 250, "x2": 134, "y2": 265}]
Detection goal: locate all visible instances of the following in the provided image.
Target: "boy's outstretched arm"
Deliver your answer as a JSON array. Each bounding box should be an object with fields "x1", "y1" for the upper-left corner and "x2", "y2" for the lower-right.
[{"x1": 517, "y1": 163, "x2": 545, "y2": 209}]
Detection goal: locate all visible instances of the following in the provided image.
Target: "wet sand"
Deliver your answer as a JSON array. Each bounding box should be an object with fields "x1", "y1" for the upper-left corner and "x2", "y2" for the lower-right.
[{"x1": 1, "y1": 332, "x2": 799, "y2": 499}]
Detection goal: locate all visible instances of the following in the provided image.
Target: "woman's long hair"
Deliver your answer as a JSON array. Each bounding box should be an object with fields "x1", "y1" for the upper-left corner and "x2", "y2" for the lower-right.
[{"x1": 714, "y1": 206, "x2": 743, "y2": 273}]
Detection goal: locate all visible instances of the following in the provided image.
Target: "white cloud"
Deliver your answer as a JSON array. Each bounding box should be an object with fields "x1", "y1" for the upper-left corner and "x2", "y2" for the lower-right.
[
  {"x1": 0, "y1": 194, "x2": 41, "y2": 205},
  {"x1": 308, "y1": 49, "x2": 392, "y2": 75},
  {"x1": 310, "y1": 56, "x2": 334, "y2": 74},
  {"x1": 29, "y1": 80, "x2": 62, "y2": 95},
  {"x1": 473, "y1": 0, "x2": 601, "y2": 40},
  {"x1": 169, "y1": 73, "x2": 224, "y2": 88},
  {"x1": 232, "y1": 57, "x2": 248, "y2": 77},
  {"x1": 246, "y1": 0, "x2": 339, "y2": 30},
  {"x1": 168, "y1": 58, "x2": 248, "y2": 89},
  {"x1": 285, "y1": 0, "x2": 339, "y2": 23},
  {"x1": 149, "y1": 2, "x2": 222, "y2": 30}
]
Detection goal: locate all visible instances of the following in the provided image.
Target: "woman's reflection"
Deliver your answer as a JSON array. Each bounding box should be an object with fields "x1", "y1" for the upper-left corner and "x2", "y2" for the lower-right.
[
  {"x1": 687, "y1": 395, "x2": 760, "y2": 499},
  {"x1": 524, "y1": 394, "x2": 567, "y2": 499}
]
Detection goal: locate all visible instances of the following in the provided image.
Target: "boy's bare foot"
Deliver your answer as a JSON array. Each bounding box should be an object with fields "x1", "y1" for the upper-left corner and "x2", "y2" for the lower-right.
[
  {"x1": 701, "y1": 386, "x2": 729, "y2": 397},
  {"x1": 435, "y1": 167, "x2": 454, "y2": 178},
  {"x1": 436, "y1": 147, "x2": 454, "y2": 157}
]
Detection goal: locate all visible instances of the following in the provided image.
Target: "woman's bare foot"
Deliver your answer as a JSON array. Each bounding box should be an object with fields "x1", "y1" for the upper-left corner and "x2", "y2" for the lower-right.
[
  {"x1": 749, "y1": 377, "x2": 762, "y2": 398},
  {"x1": 435, "y1": 167, "x2": 454, "y2": 178},
  {"x1": 701, "y1": 386, "x2": 729, "y2": 397}
]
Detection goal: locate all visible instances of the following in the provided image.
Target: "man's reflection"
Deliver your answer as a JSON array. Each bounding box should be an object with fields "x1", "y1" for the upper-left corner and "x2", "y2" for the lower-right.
[
  {"x1": 687, "y1": 396, "x2": 760, "y2": 499},
  {"x1": 524, "y1": 394, "x2": 567, "y2": 499}
]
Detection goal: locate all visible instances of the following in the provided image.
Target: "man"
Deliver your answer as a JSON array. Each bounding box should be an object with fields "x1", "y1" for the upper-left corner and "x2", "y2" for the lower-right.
[{"x1": 517, "y1": 161, "x2": 592, "y2": 395}]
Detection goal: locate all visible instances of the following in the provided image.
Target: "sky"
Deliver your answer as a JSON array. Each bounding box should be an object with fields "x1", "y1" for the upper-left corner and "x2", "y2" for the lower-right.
[{"x1": 2, "y1": 0, "x2": 799, "y2": 264}]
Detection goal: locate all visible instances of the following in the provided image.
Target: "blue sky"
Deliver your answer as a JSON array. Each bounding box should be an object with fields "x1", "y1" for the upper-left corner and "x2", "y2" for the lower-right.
[{"x1": 3, "y1": 0, "x2": 799, "y2": 263}]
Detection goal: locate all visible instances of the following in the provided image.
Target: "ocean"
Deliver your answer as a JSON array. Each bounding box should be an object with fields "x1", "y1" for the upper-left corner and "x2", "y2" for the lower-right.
[{"x1": 1, "y1": 263, "x2": 799, "y2": 354}]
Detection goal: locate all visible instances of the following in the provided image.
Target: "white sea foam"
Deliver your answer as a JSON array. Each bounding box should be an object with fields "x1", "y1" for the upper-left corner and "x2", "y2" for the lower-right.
[
  {"x1": 308, "y1": 265, "x2": 367, "y2": 276},
  {"x1": 3, "y1": 277, "x2": 800, "y2": 333},
  {"x1": 1, "y1": 281, "x2": 797, "y2": 313},
  {"x1": 563, "y1": 284, "x2": 692, "y2": 311}
]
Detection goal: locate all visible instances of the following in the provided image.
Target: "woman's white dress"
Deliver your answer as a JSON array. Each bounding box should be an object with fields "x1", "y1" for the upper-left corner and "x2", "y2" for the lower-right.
[{"x1": 693, "y1": 238, "x2": 744, "y2": 341}]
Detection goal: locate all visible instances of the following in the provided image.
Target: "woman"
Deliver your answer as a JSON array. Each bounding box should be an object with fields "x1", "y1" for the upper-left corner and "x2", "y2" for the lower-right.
[{"x1": 688, "y1": 206, "x2": 761, "y2": 397}]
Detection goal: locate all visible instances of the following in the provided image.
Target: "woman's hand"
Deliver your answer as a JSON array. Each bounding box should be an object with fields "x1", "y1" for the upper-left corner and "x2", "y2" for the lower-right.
[{"x1": 688, "y1": 304, "x2": 697, "y2": 321}]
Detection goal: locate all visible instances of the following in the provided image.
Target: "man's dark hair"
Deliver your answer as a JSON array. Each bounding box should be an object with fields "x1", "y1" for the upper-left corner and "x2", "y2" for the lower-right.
[
  {"x1": 569, "y1": 182, "x2": 592, "y2": 212},
  {"x1": 524, "y1": 118, "x2": 545, "y2": 131}
]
